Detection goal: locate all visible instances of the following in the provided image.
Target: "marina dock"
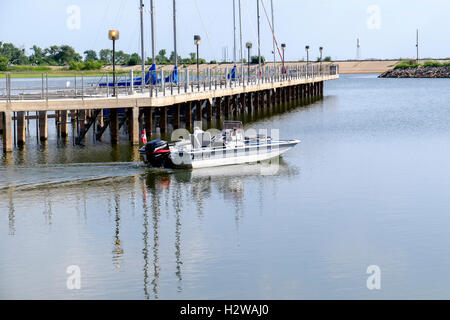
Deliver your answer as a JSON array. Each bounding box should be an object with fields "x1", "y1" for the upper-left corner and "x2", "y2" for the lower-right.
[{"x1": 0, "y1": 64, "x2": 338, "y2": 152}]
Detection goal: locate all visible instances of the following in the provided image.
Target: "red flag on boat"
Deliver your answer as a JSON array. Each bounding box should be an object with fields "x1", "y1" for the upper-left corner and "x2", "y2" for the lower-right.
[{"x1": 141, "y1": 129, "x2": 147, "y2": 144}]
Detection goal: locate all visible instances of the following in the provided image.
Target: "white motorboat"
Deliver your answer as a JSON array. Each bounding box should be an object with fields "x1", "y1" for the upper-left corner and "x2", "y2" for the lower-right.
[{"x1": 139, "y1": 121, "x2": 300, "y2": 169}]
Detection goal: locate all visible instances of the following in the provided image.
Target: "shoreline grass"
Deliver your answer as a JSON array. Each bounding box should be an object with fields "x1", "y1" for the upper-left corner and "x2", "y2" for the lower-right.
[{"x1": 394, "y1": 59, "x2": 450, "y2": 70}]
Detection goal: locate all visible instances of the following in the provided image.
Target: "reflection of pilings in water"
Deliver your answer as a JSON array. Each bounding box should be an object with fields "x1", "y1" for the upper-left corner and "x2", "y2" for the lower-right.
[
  {"x1": 112, "y1": 190, "x2": 123, "y2": 269},
  {"x1": 191, "y1": 178, "x2": 212, "y2": 218},
  {"x1": 43, "y1": 188, "x2": 53, "y2": 226},
  {"x1": 130, "y1": 175, "x2": 138, "y2": 218},
  {"x1": 141, "y1": 179, "x2": 150, "y2": 300},
  {"x1": 150, "y1": 181, "x2": 161, "y2": 299},
  {"x1": 8, "y1": 187, "x2": 15, "y2": 236},
  {"x1": 173, "y1": 182, "x2": 183, "y2": 292}
]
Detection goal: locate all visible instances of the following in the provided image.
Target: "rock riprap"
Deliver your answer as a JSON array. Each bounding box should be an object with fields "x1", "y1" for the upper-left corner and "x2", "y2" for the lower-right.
[{"x1": 379, "y1": 66, "x2": 450, "y2": 78}]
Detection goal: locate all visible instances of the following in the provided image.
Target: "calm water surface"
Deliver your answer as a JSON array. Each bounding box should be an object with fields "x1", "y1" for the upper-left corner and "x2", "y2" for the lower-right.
[{"x1": 2, "y1": 74, "x2": 450, "y2": 299}]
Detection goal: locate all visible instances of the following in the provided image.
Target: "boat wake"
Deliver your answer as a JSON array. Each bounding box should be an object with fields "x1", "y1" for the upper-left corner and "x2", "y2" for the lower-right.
[{"x1": 0, "y1": 162, "x2": 147, "y2": 191}]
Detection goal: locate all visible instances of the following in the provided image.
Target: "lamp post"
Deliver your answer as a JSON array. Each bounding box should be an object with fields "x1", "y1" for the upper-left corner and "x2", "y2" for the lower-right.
[
  {"x1": 246, "y1": 42, "x2": 252, "y2": 83},
  {"x1": 194, "y1": 35, "x2": 201, "y2": 86},
  {"x1": 281, "y1": 43, "x2": 286, "y2": 74},
  {"x1": 305, "y1": 45, "x2": 310, "y2": 65},
  {"x1": 108, "y1": 30, "x2": 119, "y2": 97},
  {"x1": 319, "y1": 46, "x2": 323, "y2": 72}
]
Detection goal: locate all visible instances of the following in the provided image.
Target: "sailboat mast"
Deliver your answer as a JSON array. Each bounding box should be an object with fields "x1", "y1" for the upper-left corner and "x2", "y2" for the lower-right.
[
  {"x1": 271, "y1": 0, "x2": 275, "y2": 68},
  {"x1": 233, "y1": 0, "x2": 237, "y2": 65},
  {"x1": 150, "y1": 0, "x2": 156, "y2": 64},
  {"x1": 257, "y1": 0, "x2": 261, "y2": 76},
  {"x1": 139, "y1": 0, "x2": 145, "y2": 91},
  {"x1": 239, "y1": 0, "x2": 243, "y2": 69},
  {"x1": 173, "y1": 0, "x2": 178, "y2": 67}
]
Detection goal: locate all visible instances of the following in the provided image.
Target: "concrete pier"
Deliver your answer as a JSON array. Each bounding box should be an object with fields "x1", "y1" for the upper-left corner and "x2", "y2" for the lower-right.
[
  {"x1": 128, "y1": 107, "x2": 139, "y2": 145},
  {"x1": 110, "y1": 109, "x2": 119, "y2": 144},
  {"x1": 60, "y1": 110, "x2": 69, "y2": 138},
  {"x1": 17, "y1": 111, "x2": 26, "y2": 145},
  {"x1": 38, "y1": 111, "x2": 47, "y2": 141},
  {"x1": 2, "y1": 111, "x2": 12, "y2": 152}
]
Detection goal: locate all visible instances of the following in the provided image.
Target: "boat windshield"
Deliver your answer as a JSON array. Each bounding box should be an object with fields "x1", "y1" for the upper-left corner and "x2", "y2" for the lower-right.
[{"x1": 223, "y1": 121, "x2": 243, "y2": 131}]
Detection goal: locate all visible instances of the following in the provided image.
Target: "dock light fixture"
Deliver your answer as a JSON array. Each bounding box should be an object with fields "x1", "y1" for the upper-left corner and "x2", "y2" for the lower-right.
[
  {"x1": 194, "y1": 35, "x2": 201, "y2": 85},
  {"x1": 281, "y1": 43, "x2": 286, "y2": 74},
  {"x1": 305, "y1": 45, "x2": 310, "y2": 65},
  {"x1": 319, "y1": 46, "x2": 323, "y2": 72},
  {"x1": 108, "y1": 30, "x2": 120, "y2": 97},
  {"x1": 246, "y1": 42, "x2": 252, "y2": 83}
]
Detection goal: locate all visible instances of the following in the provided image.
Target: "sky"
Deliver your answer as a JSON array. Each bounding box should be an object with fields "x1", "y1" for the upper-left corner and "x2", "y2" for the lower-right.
[{"x1": 1, "y1": 0, "x2": 450, "y2": 62}]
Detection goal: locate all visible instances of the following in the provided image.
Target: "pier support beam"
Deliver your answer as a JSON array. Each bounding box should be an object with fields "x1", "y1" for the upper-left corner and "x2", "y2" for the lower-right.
[
  {"x1": 266, "y1": 90, "x2": 271, "y2": 112},
  {"x1": 195, "y1": 100, "x2": 202, "y2": 122},
  {"x1": 0, "y1": 112, "x2": 3, "y2": 134},
  {"x1": 215, "y1": 98, "x2": 222, "y2": 120},
  {"x1": 173, "y1": 104, "x2": 181, "y2": 129},
  {"x1": 110, "y1": 109, "x2": 119, "y2": 144},
  {"x1": 241, "y1": 93, "x2": 248, "y2": 116},
  {"x1": 233, "y1": 95, "x2": 239, "y2": 119},
  {"x1": 2, "y1": 111, "x2": 12, "y2": 152},
  {"x1": 160, "y1": 107, "x2": 167, "y2": 134},
  {"x1": 184, "y1": 102, "x2": 192, "y2": 131},
  {"x1": 38, "y1": 111, "x2": 48, "y2": 141},
  {"x1": 128, "y1": 107, "x2": 139, "y2": 145},
  {"x1": 17, "y1": 111, "x2": 26, "y2": 145},
  {"x1": 224, "y1": 96, "x2": 231, "y2": 119},
  {"x1": 97, "y1": 109, "x2": 104, "y2": 130},
  {"x1": 206, "y1": 99, "x2": 212, "y2": 124},
  {"x1": 144, "y1": 108, "x2": 153, "y2": 138},
  {"x1": 61, "y1": 110, "x2": 69, "y2": 138}
]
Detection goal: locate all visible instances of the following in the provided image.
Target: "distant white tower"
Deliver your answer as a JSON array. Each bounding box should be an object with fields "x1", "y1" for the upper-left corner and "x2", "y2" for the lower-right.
[{"x1": 356, "y1": 38, "x2": 361, "y2": 61}]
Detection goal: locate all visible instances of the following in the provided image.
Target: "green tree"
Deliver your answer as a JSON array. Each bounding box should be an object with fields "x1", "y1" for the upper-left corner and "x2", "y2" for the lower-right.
[
  {"x1": 43, "y1": 45, "x2": 81, "y2": 65},
  {"x1": 250, "y1": 55, "x2": 265, "y2": 64},
  {"x1": 169, "y1": 51, "x2": 182, "y2": 64},
  {"x1": 156, "y1": 49, "x2": 168, "y2": 64},
  {"x1": 29, "y1": 45, "x2": 45, "y2": 65},
  {"x1": 145, "y1": 57, "x2": 153, "y2": 65},
  {"x1": 127, "y1": 53, "x2": 141, "y2": 66},
  {"x1": 84, "y1": 50, "x2": 98, "y2": 61},
  {"x1": 99, "y1": 49, "x2": 113, "y2": 64},
  {"x1": 115, "y1": 51, "x2": 130, "y2": 65},
  {"x1": 0, "y1": 54, "x2": 9, "y2": 71},
  {"x1": 0, "y1": 42, "x2": 28, "y2": 65},
  {"x1": 323, "y1": 56, "x2": 332, "y2": 62}
]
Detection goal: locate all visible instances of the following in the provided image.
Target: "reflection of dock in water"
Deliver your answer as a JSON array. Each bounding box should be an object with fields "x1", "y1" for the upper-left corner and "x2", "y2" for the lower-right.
[{"x1": 0, "y1": 159, "x2": 297, "y2": 298}]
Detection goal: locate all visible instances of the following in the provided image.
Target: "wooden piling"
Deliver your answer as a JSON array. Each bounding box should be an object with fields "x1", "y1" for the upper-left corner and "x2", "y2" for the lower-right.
[
  {"x1": 160, "y1": 107, "x2": 167, "y2": 134},
  {"x1": 110, "y1": 109, "x2": 119, "y2": 144},
  {"x1": 224, "y1": 96, "x2": 231, "y2": 119},
  {"x1": 144, "y1": 108, "x2": 153, "y2": 138},
  {"x1": 61, "y1": 110, "x2": 68, "y2": 138},
  {"x1": 128, "y1": 107, "x2": 140, "y2": 145},
  {"x1": 233, "y1": 95, "x2": 239, "y2": 119},
  {"x1": 2, "y1": 111, "x2": 12, "y2": 152},
  {"x1": 215, "y1": 97, "x2": 222, "y2": 120},
  {"x1": 97, "y1": 109, "x2": 104, "y2": 130},
  {"x1": 173, "y1": 103, "x2": 181, "y2": 129},
  {"x1": 0, "y1": 112, "x2": 3, "y2": 134},
  {"x1": 17, "y1": 111, "x2": 26, "y2": 145},
  {"x1": 185, "y1": 102, "x2": 192, "y2": 130},
  {"x1": 38, "y1": 111, "x2": 48, "y2": 141},
  {"x1": 206, "y1": 99, "x2": 212, "y2": 123}
]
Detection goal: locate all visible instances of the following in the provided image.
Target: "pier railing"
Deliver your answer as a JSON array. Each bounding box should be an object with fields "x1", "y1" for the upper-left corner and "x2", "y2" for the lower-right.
[{"x1": 0, "y1": 63, "x2": 338, "y2": 102}]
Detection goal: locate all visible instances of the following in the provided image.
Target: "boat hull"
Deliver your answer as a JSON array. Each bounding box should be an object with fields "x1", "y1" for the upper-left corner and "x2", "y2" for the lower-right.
[{"x1": 167, "y1": 140, "x2": 299, "y2": 169}]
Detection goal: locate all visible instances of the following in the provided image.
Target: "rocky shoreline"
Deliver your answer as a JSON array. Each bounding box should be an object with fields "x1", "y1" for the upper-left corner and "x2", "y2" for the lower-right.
[{"x1": 379, "y1": 66, "x2": 450, "y2": 78}]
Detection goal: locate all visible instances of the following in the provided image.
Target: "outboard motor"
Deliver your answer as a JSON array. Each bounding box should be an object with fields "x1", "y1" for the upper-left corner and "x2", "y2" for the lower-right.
[{"x1": 141, "y1": 140, "x2": 172, "y2": 168}]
